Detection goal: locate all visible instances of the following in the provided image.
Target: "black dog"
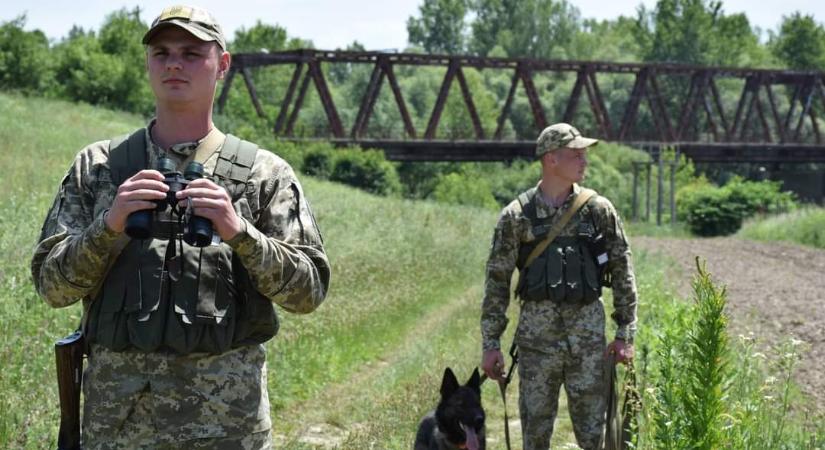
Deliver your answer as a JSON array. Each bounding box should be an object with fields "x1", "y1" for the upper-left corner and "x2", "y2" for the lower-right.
[{"x1": 414, "y1": 367, "x2": 486, "y2": 450}]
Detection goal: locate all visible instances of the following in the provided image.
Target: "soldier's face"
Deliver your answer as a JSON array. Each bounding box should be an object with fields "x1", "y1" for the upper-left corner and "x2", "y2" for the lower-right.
[
  {"x1": 546, "y1": 148, "x2": 588, "y2": 183},
  {"x1": 146, "y1": 27, "x2": 230, "y2": 110}
]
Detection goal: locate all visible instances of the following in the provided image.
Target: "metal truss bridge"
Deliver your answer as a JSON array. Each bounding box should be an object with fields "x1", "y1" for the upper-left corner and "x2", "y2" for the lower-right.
[{"x1": 217, "y1": 49, "x2": 825, "y2": 163}]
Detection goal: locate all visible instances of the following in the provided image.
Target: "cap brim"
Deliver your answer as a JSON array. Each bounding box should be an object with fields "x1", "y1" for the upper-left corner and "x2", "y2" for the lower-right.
[
  {"x1": 142, "y1": 20, "x2": 218, "y2": 46},
  {"x1": 566, "y1": 137, "x2": 599, "y2": 149}
]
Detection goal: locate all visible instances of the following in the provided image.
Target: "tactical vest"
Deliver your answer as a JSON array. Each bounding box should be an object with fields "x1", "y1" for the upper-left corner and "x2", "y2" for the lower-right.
[
  {"x1": 515, "y1": 187, "x2": 603, "y2": 304},
  {"x1": 85, "y1": 129, "x2": 280, "y2": 354}
]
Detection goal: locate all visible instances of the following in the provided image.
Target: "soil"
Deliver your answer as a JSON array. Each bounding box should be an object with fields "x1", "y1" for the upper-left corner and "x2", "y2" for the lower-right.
[{"x1": 633, "y1": 236, "x2": 825, "y2": 413}]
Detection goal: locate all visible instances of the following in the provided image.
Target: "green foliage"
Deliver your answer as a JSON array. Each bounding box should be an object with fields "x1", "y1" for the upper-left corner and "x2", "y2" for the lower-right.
[
  {"x1": 739, "y1": 207, "x2": 825, "y2": 249},
  {"x1": 725, "y1": 176, "x2": 797, "y2": 217},
  {"x1": 677, "y1": 177, "x2": 797, "y2": 236},
  {"x1": 406, "y1": 0, "x2": 468, "y2": 54},
  {"x1": 0, "y1": 16, "x2": 55, "y2": 93},
  {"x1": 432, "y1": 172, "x2": 499, "y2": 210},
  {"x1": 468, "y1": 0, "x2": 581, "y2": 58},
  {"x1": 329, "y1": 148, "x2": 402, "y2": 196},
  {"x1": 52, "y1": 8, "x2": 152, "y2": 115},
  {"x1": 680, "y1": 183, "x2": 746, "y2": 236},
  {"x1": 635, "y1": 0, "x2": 765, "y2": 66},
  {"x1": 683, "y1": 260, "x2": 730, "y2": 449},
  {"x1": 771, "y1": 13, "x2": 825, "y2": 70}
]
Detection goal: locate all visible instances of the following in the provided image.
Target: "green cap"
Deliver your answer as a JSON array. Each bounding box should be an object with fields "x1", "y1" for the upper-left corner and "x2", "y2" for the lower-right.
[
  {"x1": 535, "y1": 123, "x2": 599, "y2": 158},
  {"x1": 143, "y1": 5, "x2": 226, "y2": 50}
]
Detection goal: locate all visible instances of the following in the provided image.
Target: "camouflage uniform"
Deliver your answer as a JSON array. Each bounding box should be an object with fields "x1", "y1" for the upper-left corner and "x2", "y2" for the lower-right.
[
  {"x1": 31, "y1": 124, "x2": 330, "y2": 449},
  {"x1": 481, "y1": 126, "x2": 637, "y2": 450}
]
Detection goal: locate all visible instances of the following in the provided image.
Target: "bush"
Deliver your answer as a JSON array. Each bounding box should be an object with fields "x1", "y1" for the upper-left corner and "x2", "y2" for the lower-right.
[
  {"x1": 678, "y1": 177, "x2": 798, "y2": 237},
  {"x1": 432, "y1": 172, "x2": 499, "y2": 210},
  {"x1": 330, "y1": 148, "x2": 401, "y2": 196},
  {"x1": 725, "y1": 176, "x2": 797, "y2": 217},
  {"x1": 680, "y1": 184, "x2": 745, "y2": 236},
  {"x1": 303, "y1": 145, "x2": 337, "y2": 178}
]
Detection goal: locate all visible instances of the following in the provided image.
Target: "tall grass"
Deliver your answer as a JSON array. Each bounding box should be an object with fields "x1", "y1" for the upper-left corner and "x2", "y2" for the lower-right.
[{"x1": 738, "y1": 207, "x2": 825, "y2": 249}]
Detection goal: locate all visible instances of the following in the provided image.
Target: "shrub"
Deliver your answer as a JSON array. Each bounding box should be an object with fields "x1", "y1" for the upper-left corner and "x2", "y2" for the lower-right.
[
  {"x1": 724, "y1": 176, "x2": 797, "y2": 217},
  {"x1": 302, "y1": 145, "x2": 337, "y2": 178},
  {"x1": 432, "y1": 172, "x2": 499, "y2": 210},
  {"x1": 678, "y1": 177, "x2": 798, "y2": 237},
  {"x1": 330, "y1": 148, "x2": 401, "y2": 196},
  {"x1": 680, "y1": 184, "x2": 745, "y2": 236}
]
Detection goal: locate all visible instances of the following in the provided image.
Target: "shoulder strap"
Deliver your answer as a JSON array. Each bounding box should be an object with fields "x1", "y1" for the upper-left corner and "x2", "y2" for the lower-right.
[
  {"x1": 522, "y1": 188, "x2": 597, "y2": 269},
  {"x1": 213, "y1": 134, "x2": 258, "y2": 200},
  {"x1": 108, "y1": 129, "x2": 147, "y2": 185},
  {"x1": 517, "y1": 187, "x2": 538, "y2": 221}
]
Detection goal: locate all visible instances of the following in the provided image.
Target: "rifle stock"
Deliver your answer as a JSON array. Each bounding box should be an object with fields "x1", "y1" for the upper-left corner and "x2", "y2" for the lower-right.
[{"x1": 55, "y1": 330, "x2": 84, "y2": 450}]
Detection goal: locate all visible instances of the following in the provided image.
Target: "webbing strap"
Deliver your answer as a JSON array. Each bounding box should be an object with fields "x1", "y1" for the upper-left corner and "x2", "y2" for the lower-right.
[
  {"x1": 212, "y1": 134, "x2": 257, "y2": 200},
  {"x1": 522, "y1": 188, "x2": 597, "y2": 269},
  {"x1": 109, "y1": 129, "x2": 148, "y2": 185}
]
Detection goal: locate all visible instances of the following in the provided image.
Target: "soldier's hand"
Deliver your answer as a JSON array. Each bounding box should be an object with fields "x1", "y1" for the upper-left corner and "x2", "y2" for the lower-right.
[
  {"x1": 481, "y1": 349, "x2": 506, "y2": 381},
  {"x1": 105, "y1": 170, "x2": 167, "y2": 233},
  {"x1": 176, "y1": 178, "x2": 241, "y2": 241},
  {"x1": 606, "y1": 339, "x2": 634, "y2": 365}
]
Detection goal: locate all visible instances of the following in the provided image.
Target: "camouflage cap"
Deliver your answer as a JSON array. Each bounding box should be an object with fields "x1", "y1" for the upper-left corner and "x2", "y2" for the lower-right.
[
  {"x1": 142, "y1": 5, "x2": 226, "y2": 50},
  {"x1": 535, "y1": 123, "x2": 599, "y2": 158}
]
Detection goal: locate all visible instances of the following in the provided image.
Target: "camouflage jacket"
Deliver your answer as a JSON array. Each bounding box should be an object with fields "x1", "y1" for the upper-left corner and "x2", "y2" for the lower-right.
[
  {"x1": 31, "y1": 124, "x2": 330, "y2": 316},
  {"x1": 481, "y1": 183, "x2": 638, "y2": 351}
]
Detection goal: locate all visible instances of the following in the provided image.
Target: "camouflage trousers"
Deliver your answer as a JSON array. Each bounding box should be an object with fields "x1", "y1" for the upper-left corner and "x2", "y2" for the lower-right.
[
  {"x1": 82, "y1": 343, "x2": 272, "y2": 449},
  {"x1": 515, "y1": 299, "x2": 607, "y2": 450}
]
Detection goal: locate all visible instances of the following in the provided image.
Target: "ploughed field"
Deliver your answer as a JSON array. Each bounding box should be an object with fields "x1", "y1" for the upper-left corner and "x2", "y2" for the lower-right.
[{"x1": 634, "y1": 236, "x2": 825, "y2": 413}]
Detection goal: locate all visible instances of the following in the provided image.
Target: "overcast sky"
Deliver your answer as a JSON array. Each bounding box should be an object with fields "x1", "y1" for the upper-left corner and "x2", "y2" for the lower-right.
[{"x1": 3, "y1": 0, "x2": 824, "y2": 50}]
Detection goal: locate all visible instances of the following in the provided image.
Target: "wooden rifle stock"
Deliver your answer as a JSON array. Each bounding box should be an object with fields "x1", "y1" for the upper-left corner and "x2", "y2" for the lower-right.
[{"x1": 55, "y1": 330, "x2": 84, "y2": 450}]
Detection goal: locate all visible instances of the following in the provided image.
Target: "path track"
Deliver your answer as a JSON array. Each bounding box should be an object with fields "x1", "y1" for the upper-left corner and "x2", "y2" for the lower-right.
[{"x1": 634, "y1": 236, "x2": 825, "y2": 412}]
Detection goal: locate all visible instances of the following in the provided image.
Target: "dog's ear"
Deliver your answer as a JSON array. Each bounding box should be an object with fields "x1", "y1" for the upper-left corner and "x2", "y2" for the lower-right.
[
  {"x1": 441, "y1": 367, "x2": 460, "y2": 398},
  {"x1": 467, "y1": 367, "x2": 482, "y2": 393}
]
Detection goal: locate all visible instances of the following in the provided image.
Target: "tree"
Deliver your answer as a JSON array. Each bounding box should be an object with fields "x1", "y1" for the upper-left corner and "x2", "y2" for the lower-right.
[
  {"x1": 0, "y1": 15, "x2": 55, "y2": 93},
  {"x1": 468, "y1": 0, "x2": 581, "y2": 59},
  {"x1": 635, "y1": 0, "x2": 764, "y2": 67},
  {"x1": 771, "y1": 12, "x2": 825, "y2": 70},
  {"x1": 407, "y1": 0, "x2": 468, "y2": 54}
]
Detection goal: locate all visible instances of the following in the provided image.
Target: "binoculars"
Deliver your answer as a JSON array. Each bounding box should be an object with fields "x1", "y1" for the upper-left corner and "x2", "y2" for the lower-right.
[{"x1": 124, "y1": 157, "x2": 214, "y2": 247}]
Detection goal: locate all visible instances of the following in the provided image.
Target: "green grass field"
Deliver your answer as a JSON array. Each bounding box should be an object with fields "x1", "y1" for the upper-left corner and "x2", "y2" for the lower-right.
[
  {"x1": 1, "y1": 92, "x2": 821, "y2": 449},
  {"x1": 739, "y1": 207, "x2": 825, "y2": 249}
]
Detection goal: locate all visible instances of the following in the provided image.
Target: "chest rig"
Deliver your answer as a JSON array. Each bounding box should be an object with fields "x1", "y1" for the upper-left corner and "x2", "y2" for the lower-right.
[
  {"x1": 85, "y1": 129, "x2": 279, "y2": 354},
  {"x1": 515, "y1": 187, "x2": 604, "y2": 304}
]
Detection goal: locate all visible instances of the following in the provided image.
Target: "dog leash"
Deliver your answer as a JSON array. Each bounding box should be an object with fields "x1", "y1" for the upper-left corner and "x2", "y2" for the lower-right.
[
  {"x1": 480, "y1": 342, "x2": 518, "y2": 450},
  {"x1": 602, "y1": 353, "x2": 640, "y2": 450}
]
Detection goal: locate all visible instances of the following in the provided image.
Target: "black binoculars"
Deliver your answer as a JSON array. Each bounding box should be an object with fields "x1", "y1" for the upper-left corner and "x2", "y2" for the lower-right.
[{"x1": 124, "y1": 157, "x2": 214, "y2": 247}]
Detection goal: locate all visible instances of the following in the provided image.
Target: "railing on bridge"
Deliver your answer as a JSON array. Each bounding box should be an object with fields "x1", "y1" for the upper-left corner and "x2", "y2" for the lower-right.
[{"x1": 217, "y1": 49, "x2": 825, "y2": 162}]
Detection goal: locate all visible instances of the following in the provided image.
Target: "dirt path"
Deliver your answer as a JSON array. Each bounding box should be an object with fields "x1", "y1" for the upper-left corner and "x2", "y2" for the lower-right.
[{"x1": 634, "y1": 236, "x2": 825, "y2": 413}]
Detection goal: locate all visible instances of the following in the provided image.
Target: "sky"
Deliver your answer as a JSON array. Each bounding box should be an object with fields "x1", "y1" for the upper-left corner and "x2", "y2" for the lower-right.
[{"x1": 2, "y1": 0, "x2": 824, "y2": 51}]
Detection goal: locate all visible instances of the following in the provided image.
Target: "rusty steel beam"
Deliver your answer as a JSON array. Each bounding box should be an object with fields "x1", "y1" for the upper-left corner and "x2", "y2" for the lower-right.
[
  {"x1": 218, "y1": 49, "x2": 825, "y2": 163},
  {"x1": 273, "y1": 62, "x2": 305, "y2": 135}
]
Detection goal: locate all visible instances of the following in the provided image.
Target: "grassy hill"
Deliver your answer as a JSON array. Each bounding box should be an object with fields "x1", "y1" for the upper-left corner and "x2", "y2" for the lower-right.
[{"x1": 1, "y1": 92, "x2": 821, "y2": 449}]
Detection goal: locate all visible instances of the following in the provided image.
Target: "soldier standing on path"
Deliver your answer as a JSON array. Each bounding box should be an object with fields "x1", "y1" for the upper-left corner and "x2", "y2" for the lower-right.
[
  {"x1": 31, "y1": 5, "x2": 330, "y2": 449},
  {"x1": 480, "y1": 123, "x2": 637, "y2": 450}
]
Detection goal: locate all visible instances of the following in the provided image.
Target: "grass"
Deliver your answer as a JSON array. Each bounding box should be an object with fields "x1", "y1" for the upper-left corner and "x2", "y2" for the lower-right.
[
  {"x1": 1, "y1": 91, "x2": 822, "y2": 449},
  {"x1": 738, "y1": 207, "x2": 825, "y2": 249}
]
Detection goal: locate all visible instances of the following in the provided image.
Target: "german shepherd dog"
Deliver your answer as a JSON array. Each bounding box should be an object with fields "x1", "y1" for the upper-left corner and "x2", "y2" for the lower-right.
[{"x1": 414, "y1": 367, "x2": 486, "y2": 450}]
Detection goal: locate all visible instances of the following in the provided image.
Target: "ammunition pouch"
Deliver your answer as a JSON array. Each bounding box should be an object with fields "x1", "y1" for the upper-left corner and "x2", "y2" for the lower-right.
[{"x1": 516, "y1": 236, "x2": 602, "y2": 304}]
